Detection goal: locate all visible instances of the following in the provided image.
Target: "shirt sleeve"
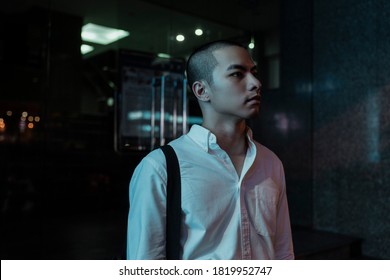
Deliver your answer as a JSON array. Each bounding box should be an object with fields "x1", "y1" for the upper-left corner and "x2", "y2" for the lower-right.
[
  {"x1": 274, "y1": 164, "x2": 295, "y2": 260},
  {"x1": 126, "y1": 151, "x2": 168, "y2": 260}
]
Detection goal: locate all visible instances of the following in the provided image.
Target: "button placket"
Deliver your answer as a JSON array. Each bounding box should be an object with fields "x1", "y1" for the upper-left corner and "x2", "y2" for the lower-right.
[{"x1": 240, "y1": 181, "x2": 252, "y2": 260}]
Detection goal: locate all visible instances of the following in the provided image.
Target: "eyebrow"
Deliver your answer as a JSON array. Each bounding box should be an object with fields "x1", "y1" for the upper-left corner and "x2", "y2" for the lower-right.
[{"x1": 226, "y1": 64, "x2": 257, "y2": 72}]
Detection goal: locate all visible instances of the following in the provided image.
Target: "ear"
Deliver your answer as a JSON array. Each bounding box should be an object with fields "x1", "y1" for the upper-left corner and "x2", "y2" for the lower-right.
[{"x1": 192, "y1": 81, "x2": 210, "y2": 102}]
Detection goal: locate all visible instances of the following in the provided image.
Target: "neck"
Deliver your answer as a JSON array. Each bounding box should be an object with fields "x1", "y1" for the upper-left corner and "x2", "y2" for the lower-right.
[{"x1": 202, "y1": 119, "x2": 248, "y2": 155}]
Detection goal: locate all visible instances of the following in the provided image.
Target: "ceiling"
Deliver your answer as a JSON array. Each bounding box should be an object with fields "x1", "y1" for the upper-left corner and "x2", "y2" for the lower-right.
[{"x1": 3, "y1": 0, "x2": 279, "y2": 58}]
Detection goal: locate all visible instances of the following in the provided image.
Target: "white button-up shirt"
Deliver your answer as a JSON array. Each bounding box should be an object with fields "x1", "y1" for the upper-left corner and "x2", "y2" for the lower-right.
[{"x1": 127, "y1": 125, "x2": 294, "y2": 260}]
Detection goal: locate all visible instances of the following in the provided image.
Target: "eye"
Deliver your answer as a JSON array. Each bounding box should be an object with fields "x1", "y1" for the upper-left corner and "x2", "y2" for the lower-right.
[{"x1": 230, "y1": 72, "x2": 243, "y2": 78}]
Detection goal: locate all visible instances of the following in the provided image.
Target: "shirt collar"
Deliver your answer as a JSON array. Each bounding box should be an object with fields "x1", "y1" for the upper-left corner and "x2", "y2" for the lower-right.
[{"x1": 187, "y1": 124, "x2": 255, "y2": 153}]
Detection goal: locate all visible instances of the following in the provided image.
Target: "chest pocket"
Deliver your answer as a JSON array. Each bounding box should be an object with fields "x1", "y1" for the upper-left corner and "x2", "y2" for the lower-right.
[{"x1": 245, "y1": 178, "x2": 280, "y2": 236}]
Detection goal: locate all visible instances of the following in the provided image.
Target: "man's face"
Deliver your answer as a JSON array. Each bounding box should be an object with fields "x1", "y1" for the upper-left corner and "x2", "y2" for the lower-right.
[{"x1": 206, "y1": 46, "x2": 262, "y2": 121}]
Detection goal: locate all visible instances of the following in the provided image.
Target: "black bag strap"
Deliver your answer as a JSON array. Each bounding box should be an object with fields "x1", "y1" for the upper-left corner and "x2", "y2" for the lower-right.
[{"x1": 160, "y1": 145, "x2": 181, "y2": 260}]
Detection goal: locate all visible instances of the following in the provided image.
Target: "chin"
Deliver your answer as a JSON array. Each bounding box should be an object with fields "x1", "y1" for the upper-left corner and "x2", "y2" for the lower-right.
[{"x1": 246, "y1": 109, "x2": 260, "y2": 119}]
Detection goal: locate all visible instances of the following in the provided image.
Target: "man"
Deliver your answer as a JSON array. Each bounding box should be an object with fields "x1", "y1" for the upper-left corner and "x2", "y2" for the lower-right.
[{"x1": 127, "y1": 40, "x2": 294, "y2": 259}]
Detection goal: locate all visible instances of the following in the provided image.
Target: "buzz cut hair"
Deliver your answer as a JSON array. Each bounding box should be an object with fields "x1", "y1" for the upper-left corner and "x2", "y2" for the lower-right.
[{"x1": 186, "y1": 40, "x2": 247, "y2": 93}]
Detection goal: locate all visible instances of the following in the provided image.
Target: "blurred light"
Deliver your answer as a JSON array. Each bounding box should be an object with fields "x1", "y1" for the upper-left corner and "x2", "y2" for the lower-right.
[
  {"x1": 6, "y1": 111, "x2": 12, "y2": 116},
  {"x1": 249, "y1": 36, "x2": 255, "y2": 49},
  {"x1": 158, "y1": 53, "x2": 172, "y2": 58},
  {"x1": 141, "y1": 125, "x2": 152, "y2": 132},
  {"x1": 28, "y1": 123, "x2": 34, "y2": 129},
  {"x1": 108, "y1": 81, "x2": 116, "y2": 89},
  {"x1": 176, "y1": 34, "x2": 185, "y2": 42},
  {"x1": 19, "y1": 120, "x2": 26, "y2": 132},
  {"x1": 195, "y1": 29, "x2": 203, "y2": 36},
  {"x1": 188, "y1": 116, "x2": 203, "y2": 125},
  {"x1": 28, "y1": 116, "x2": 34, "y2": 122},
  {"x1": 127, "y1": 111, "x2": 143, "y2": 120},
  {"x1": 82, "y1": 23, "x2": 129, "y2": 45},
  {"x1": 21, "y1": 116, "x2": 26, "y2": 121},
  {"x1": 81, "y1": 44, "x2": 94, "y2": 55},
  {"x1": 22, "y1": 111, "x2": 28, "y2": 117},
  {"x1": 34, "y1": 116, "x2": 40, "y2": 122},
  {"x1": 107, "y1": 97, "x2": 114, "y2": 107},
  {"x1": 0, "y1": 118, "x2": 5, "y2": 131}
]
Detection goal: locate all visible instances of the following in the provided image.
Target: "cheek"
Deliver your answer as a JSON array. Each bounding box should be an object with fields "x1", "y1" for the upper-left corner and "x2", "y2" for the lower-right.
[{"x1": 209, "y1": 82, "x2": 245, "y2": 103}]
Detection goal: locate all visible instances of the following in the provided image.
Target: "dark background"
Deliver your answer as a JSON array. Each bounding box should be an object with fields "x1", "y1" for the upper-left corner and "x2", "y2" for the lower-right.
[{"x1": 1, "y1": 0, "x2": 389, "y2": 259}]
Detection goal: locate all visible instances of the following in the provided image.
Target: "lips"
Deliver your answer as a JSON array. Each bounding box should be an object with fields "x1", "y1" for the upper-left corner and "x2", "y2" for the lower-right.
[{"x1": 246, "y1": 95, "x2": 261, "y2": 104}]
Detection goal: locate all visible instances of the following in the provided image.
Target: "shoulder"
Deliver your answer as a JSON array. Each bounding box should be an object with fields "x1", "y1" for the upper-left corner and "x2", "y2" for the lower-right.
[
  {"x1": 129, "y1": 148, "x2": 168, "y2": 200},
  {"x1": 133, "y1": 134, "x2": 188, "y2": 176},
  {"x1": 165, "y1": 134, "x2": 196, "y2": 158},
  {"x1": 131, "y1": 148, "x2": 167, "y2": 181}
]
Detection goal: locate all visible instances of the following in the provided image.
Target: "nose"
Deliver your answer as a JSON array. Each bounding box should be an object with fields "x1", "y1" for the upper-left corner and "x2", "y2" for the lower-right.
[{"x1": 248, "y1": 73, "x2": 262, "y2": 93}]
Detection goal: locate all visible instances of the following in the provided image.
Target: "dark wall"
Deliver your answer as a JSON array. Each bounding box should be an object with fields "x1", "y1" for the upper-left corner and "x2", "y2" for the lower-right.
[
  {"x1": 255, "y1": 0, "x2": 314, "y2": 227},
  {"x1": 262, "y1": 0, "x2": 390, "y2": 259},
  {"x1": 312, "y1": 0, "x2": 390, "y2": 259}
]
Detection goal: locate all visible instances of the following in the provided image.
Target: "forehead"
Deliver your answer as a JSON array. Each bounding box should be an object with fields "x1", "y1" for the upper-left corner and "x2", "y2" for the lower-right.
[{"x1": 212, "y1": 46, "x2": 254, "y2": 70}]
